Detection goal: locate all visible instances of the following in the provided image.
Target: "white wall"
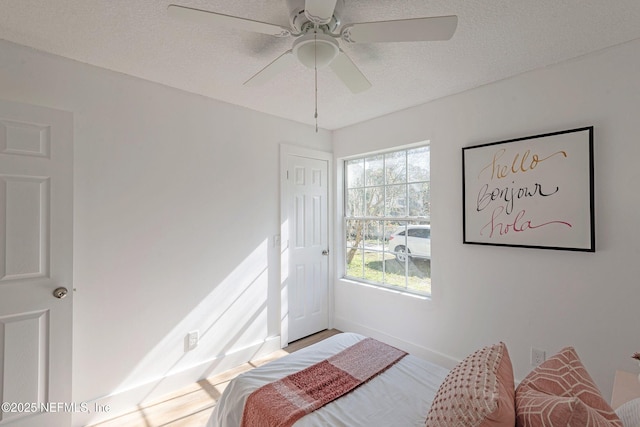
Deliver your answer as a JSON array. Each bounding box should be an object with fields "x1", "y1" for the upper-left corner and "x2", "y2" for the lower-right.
[
  {"x1": 333, "y1": 38, "x2": 640, "y2": 399},
  {"x1": 0, "y1": 39, "x2": 331, "y2": 425}
]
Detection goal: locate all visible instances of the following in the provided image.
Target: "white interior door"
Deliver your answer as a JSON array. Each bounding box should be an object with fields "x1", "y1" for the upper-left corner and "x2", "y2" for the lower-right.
[
  {"x1": 286, "y1": 153, "x2": 329, "y2": 343},
  {"x1": 0, "y1": 99, "x2": 73, "y2": 427}
]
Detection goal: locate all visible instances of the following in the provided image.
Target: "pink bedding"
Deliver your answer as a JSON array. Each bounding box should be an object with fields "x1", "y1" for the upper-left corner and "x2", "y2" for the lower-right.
[{"x1": 240, "y1": 337, "x2": 407, "y2": 427}]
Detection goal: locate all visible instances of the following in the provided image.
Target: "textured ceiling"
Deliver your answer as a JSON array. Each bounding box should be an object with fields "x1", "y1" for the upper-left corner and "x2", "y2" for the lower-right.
[{"x1": 1, "y1": 1, "x2": 639, "y2": 130}]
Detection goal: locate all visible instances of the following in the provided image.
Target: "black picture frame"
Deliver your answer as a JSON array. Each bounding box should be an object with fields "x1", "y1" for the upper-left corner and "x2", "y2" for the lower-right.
[{"x1": 462, "y1": 126, "x2": 595, "y2": 252}]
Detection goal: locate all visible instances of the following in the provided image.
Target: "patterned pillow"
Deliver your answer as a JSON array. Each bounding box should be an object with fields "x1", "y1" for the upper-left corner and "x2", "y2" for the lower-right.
[
  {"x1": 425, "y1": 342, "x2": 516, "y2": 427},
  {"x1": 515, "y1": 347, "x2": 622, "y2": 427}
]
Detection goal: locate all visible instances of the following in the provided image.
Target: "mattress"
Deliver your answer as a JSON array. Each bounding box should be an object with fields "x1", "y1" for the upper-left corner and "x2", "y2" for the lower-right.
[{"x1": 207, "y1": 332, "x2": 449, "y2": 427}]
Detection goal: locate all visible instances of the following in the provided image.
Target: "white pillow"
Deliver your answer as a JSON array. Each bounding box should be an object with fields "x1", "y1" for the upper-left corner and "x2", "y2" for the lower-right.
[{"x1": 616, "y1": 398, "x2": 640, "y2": 427}]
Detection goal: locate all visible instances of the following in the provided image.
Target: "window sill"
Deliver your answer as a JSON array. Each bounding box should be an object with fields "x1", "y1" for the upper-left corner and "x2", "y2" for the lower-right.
[{"x1": 337, "y1": 277, "x2": 431, "y2": 301}]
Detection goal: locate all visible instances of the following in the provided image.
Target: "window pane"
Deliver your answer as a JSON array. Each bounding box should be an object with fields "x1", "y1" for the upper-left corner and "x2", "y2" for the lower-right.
[
  {"x1": 364, "y1": 220, "x2": 384, "y2": 250},
  {"x1": 385, "y1": 151, "x2": 406, "y2": 185},
  {"x1": 382, "y1": 254, "x2": 407, "y2": 290},
  {"x1": 346, "y1": 219, "x2": 364, "y2": 248},
  {"x1": 346, "y1": 159, "x2": 364, "y2": 189},
  {"x1": 363, "y1": 251, "x2": 385, "y2": 284},
  {"x1": 345, "y1": 249, "x2": 364, "y2": 278},
  {"x1": 387, "y1": 222, "x2": 407, "y2": 259},
  {"x1": 365, "y1": 155, "x2": 384, "y2": 186},
  {"x1": 346, "y1": 188, "x2": 364, "y2": 217},
  {"x1": 365, "y1": 186, "x2": 384, "y2": 217},
  {"x1": 385, "y1": 184, "x2": 407, "y2": 217},
  {"x1": 384, "y1": 220, "x2": 402, "y2": 242},
  {"x1": 408, "y1": 182, "x2": 430, "y2": 217},
  {"x1": 407, "y1": 255, "x2": 431, "y2": 295},
  {"x1": 408, "y1": 146, "x2": 430, "y2": 183}
]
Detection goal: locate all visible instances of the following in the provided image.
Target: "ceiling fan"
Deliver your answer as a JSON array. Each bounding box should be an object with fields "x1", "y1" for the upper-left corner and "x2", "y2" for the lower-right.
[{"x1": 167, "y1": 0, "x2": 458, "y2": 94}]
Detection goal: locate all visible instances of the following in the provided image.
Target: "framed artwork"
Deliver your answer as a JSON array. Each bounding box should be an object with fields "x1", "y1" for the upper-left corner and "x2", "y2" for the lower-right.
[{"x1": 462, "y1": 126, "x2": 594, "y2": 251}]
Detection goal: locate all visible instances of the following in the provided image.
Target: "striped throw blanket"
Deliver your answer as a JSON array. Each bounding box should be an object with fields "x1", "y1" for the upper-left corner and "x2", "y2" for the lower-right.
[{"x1": 240, "y1": 337, "x2": 407, "y2": 427}]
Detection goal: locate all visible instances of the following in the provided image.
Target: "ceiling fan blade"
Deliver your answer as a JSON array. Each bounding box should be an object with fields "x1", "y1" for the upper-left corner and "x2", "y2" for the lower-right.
[
  {"x1": 304, "y1": 0, "x2": 338, "y2": 25},
  {"x1": 244, "y1": 50, "x2": 295, "y2": 87},
  {"x1": 329, "y1": 51, "x2": 371, "y2": 94},
  {"x1": 168, "y1": 4, "x2": 291, "y2": 37},
  {"x1": 342, "y1": 15, "x2": 458, "y2": 43}
]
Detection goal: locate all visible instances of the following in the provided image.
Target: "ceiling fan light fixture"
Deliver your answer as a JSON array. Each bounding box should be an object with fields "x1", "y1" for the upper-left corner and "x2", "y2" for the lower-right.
[{"x1": 292, "y1": 32, "x2": 339, "y2": 69}]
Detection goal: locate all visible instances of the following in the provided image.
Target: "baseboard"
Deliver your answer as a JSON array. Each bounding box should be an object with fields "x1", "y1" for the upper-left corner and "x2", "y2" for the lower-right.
[
  {"x1": 73, "y1": 335, "x2": 281, "y2": 427},
  {"x1": 333, "y1": 316, "x2": 460, "y2": 370}
]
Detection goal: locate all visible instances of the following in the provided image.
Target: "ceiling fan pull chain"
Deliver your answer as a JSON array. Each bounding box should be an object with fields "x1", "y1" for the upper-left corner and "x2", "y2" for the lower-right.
[{"x1": 314, "y1": 30, "x2": 319, "y2": 132}]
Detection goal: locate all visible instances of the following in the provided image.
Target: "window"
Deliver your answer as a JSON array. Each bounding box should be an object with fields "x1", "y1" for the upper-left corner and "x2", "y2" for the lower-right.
[{"x1": 344, "y1": 145, "x2": 431, "y2": 295}]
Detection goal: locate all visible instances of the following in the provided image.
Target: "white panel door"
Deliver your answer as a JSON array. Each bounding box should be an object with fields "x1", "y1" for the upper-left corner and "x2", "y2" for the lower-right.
[
  {"x1": 286, "y1": 155, "x2": 329, "y2": 342},
  {"x1": 0, "y1": 99, "x2": 73, "y2": 427}
]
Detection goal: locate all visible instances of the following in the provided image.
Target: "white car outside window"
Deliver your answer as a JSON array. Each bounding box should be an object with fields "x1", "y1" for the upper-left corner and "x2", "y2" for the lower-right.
[{"x1": 388, "y1": 225, "x2": 431, "y2": 262}]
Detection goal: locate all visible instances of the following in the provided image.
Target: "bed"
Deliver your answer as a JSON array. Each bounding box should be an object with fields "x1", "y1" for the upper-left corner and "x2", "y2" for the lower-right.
[
  {"x1": 207, "y1": 332, "x2": 626, "y2": 427},
  {"x1": 206, "y1": 332, "x2": 449, "y2": 427}
]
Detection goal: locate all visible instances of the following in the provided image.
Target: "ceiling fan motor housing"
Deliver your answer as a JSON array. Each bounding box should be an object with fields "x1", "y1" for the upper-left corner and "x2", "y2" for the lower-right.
[
  {"x1": 287, "y1": 0, "x2": 343, "y2": 33},
  {"x1": 292, "y1": 32, "x2": 340, "y2": 69}
]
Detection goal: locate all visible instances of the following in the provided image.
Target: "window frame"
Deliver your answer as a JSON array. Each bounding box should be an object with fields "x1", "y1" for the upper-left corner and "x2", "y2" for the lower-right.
[{"x1": 342, "y1": 144, "x2": 431, "y2": 296}]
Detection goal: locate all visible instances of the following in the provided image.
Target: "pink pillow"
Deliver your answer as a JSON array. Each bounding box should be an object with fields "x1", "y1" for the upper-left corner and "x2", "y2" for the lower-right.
[
  {"x1": 515, "y1": 347, "x2": 622, "y2": 427},
  {"x1": 425, "y1": 342, "x2": 516, "y2": 427}
]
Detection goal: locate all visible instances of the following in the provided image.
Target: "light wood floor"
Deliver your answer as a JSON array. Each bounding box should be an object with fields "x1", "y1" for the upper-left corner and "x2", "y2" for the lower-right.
[{"x1": 89, "y1": 329, "x2": 342, "y2": 427}]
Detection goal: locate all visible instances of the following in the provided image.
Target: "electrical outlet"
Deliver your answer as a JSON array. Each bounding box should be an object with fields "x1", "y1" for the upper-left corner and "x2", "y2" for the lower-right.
[
  {"x1": 531, "y1": 347, "x2": 546, "y2": 366},
  {"x1": 186, "y1": 331, "x2": 199, "y2": 352}
]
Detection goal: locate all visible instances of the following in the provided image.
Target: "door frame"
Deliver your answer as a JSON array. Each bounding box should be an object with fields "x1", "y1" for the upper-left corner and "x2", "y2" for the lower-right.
[{"x1": 279, "y1": 144, "x2": 333, "y2": 347}]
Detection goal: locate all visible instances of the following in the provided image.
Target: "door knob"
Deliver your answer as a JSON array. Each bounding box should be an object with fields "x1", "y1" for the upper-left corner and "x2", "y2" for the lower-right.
[
  {"x1": 53, "y1": 287, "x2": 68, "y2": 299},
  {"x1": 322, "y1": 249, "x2": 329, "y2": 256}
]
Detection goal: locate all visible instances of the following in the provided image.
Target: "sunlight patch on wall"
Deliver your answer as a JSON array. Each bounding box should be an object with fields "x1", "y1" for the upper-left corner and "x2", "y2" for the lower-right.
[{"x1": 109, "y1": 239, "x2": 271, "y2": 397}]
